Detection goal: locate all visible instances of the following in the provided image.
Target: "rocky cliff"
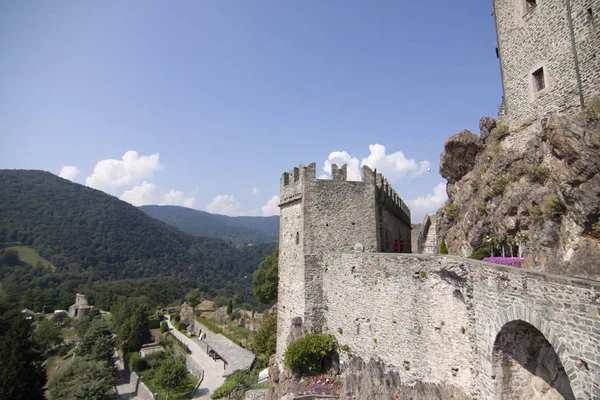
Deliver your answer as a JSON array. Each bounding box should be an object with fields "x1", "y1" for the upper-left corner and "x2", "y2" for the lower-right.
[{"x1": 438, "y1": 99, "x2": 600, "y2": 279}]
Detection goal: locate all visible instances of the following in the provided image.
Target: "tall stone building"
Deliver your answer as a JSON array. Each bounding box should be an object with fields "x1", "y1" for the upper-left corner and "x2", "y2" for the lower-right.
[
  {"x1": 276, "y1": 162, "x2": 411, "y2": 363},
  {"x1": 494, "y1": 0, "x2": 600, "y2": 126}
]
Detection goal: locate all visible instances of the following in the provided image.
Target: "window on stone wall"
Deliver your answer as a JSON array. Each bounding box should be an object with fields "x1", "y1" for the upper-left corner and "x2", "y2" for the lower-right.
[
  {"x1": 532, "y1": 67, "x2": 545, "y2": 92},
  {"x1": 525, "y1": 0, "x2": 537, "y2": 11},
  {"x1": 296, "y1": 232, "x2": 299, "y2": 244}
]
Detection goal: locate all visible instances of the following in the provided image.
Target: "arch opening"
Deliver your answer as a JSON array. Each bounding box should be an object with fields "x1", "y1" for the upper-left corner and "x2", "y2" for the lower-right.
[{"x1": 492, "y1": 320, "x2": 575, "y2": 400}]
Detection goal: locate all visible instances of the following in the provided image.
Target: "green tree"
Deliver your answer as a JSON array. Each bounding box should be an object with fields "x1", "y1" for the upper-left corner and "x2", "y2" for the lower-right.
[
  {"x1": 226, "y1": 299, "x2": 233, "y2": 316},
  {"x1": 252, "y1": 311, "x2": 277, "y2": 356},
  {"x1": 160, "y1": 321, "x2": 168, "y2": 333},
  {"x1": 78, "y1": 317, "x2": 115, "y2": 361},
  {"x1": 49, "y1": 359, "x2": 116, "y2": 400},
  {"x1": 33, "y1": 317, "x2": 63, "y2": 355},
  {"x1": 112, "y1": 297, "x2": 149, "y2": 353},
  {"x1": 0, "y1": 315, "x2": 46, "y2": 399},
  {"x1": 1, "y1": 249, "x2": 21, "y2": 266},
  {"x1": 154, "y1": 354, "x2": 188, "y2": 400},
  {"x1": 185, "y1": 288, "x2": 205, "y2": 308},
  {"x1": 252, "y1": 248, "x2": 278, "y2": 304}
]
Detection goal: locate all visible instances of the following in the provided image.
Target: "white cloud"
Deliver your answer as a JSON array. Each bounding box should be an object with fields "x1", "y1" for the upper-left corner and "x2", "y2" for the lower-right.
[
  {"x1": 158, "y1": 190, "x2": 196, "y2": 208},
  {"x1": 252, "y1": 187, "x2": 261, "y2": 195},
  {"x1": 322, "y1": 151, "x2": 361, "y2": 181},
  {"x1": 361, "y1": 144, "x2": 430, "y2": 182},
  {"x1": 407, "y1": 182, "x2": 448, "y2": 220},
  {"x1": 59, "y1": 166, "x2": 80, "y2": 181},
  {"x1": 320, "y1": 144, "x2": 429, "y2": 182},
  {"x1": 119, "y1": 181, "x2": 157, "y2": 206},
  {"x1": 261, "y1": 195, "x2": 280, "y2": 216},
  {"x1": 85, "y1": 151, "x2": 163, "y2": 193},
  {"x1": 206, "y1": 195, "x2": 242, "y2": 216}
]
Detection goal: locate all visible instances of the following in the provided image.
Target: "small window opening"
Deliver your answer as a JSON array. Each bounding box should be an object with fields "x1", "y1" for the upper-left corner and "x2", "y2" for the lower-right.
[
  {"x1": 525, "y1": 0, "x2": 537, "y2": 12},
  {"x1": 532, "y1": 67, "x2": 545, "y2": 92},
  {"x1": 296, "y1": 232, "x2": 299, "y2": 244},
  {"x1": 587, "y1": 8, "x2": 594, "y2": 26}
]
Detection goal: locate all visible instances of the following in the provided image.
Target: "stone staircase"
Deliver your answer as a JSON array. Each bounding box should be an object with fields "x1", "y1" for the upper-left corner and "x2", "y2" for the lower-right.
[{"x1": 422, "y1": 214, "x2": 438, "y2": 255}]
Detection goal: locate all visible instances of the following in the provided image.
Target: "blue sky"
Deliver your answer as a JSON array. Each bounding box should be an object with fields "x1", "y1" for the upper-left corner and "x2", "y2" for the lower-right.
[{"x1": 0, "y1": 1, "x2": 502, "y2": 221}]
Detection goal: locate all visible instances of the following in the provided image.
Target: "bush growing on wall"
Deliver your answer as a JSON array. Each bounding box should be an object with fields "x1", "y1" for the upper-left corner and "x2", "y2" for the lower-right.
[
  {"x1": 284, "y1": 333, "x2": 336, "y2": 373},
  {"x1": 439, "y1": 239, "x2": 449, "y2": 255}
]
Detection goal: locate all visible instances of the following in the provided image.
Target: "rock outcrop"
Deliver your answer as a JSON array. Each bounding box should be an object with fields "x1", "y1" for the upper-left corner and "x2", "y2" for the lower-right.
[{"x1": 437, "y1": 99, "x2": 600, "y2": 279}]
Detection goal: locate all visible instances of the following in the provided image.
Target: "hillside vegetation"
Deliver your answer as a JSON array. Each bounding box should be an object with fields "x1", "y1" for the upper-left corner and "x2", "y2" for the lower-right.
[
  {"x1": 140, "y1": 205, "x2": 279, "y2": 244},
  {"x1": 0, "y1": 170, "x2": 276, "y2": 312}
]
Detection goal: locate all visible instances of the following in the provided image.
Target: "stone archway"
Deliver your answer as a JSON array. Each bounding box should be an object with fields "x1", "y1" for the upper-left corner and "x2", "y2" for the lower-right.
[{"x1": 492, "y1": 320, "x2": 575, "y2": 399}]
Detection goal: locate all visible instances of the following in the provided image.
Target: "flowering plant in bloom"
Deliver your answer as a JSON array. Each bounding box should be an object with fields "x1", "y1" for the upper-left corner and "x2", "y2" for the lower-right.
[
  {"x1": 289, "y1": 374, "x2": 342, "y2": 396},
  {"x1": 483, "y1": 257, "x2": 524, "y2": 268}
]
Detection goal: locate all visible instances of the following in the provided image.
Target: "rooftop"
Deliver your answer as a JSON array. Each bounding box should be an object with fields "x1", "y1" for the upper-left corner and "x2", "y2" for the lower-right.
[{"x1": 201, "y1": 334, "x2": 255, "y2": 376}]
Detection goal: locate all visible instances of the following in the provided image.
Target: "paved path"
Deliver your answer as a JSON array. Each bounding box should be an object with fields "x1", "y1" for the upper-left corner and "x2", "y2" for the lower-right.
[
  {"x1": 166, "y1": 318, "x2": 226, "y2": 399},
  {"x1": 114, "y1": 354, "x2": 140, "y2": 400}
]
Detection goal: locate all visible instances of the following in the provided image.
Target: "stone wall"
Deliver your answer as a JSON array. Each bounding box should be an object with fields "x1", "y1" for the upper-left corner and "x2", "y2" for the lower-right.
[
  {"x1": 494, "y1": 0, "x2": 600, "y2": 127},
  {"x1": 130, "y1": 370, "x2": 157, "y2": 400},
  {"x1": 315, "y1": 253, "x2": 600, "y2": 398},
  {"x1": 245, "y1": 389, "x2": 267, "y2": 400}
]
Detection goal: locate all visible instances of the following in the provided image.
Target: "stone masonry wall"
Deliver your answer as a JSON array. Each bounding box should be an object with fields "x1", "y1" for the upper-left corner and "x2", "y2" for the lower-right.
[
  {"x1": 277, "y1": 198, "x2": 305, "y2": 364},
  {"x1": 322, "y1": 253, "x2": 474, "y2": 394},
  {"x1": 571, "y1": 0, "x2": 600, "y2": 102},
  {"x1": 494, "y1": 0, "x2": 600, "y2": 127},
  {"x1": 318, "y1": 253, "x2": 600, "y2": 398}
]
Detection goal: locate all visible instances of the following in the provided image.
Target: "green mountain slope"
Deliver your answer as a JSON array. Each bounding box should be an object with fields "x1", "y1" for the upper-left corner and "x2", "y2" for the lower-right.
[
  {"x1": 0, "y1": 170, "x2": 275, "y2": 311},
  {"x1": 139, "y1": 205, "x2": 279, "y2": 243}
]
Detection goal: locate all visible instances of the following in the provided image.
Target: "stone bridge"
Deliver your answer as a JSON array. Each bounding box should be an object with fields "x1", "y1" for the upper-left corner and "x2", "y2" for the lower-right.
[{"x1": 285, "y1": 253, "x2": 600, "y2": 398}]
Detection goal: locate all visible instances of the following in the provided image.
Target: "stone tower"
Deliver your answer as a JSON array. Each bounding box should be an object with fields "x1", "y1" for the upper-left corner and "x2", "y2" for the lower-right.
[
  {"x1": 276, "y1": 162, "x2": 411, "y2": 364},
  {"x1": 493, "y1": 0, "x2": 600, "y2": 126}
]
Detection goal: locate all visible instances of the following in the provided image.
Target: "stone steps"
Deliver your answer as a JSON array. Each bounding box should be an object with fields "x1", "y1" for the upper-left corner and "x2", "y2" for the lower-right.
[{"x1": 422, "y1": 217, "x2": 437, "y2": 255}]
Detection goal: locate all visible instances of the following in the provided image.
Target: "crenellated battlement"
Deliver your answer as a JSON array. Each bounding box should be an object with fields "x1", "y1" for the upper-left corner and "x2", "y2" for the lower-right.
[
  {"x1": 375, "y1": 173, "x2": 411, "y2": 224},
  {"x1": 278, "y1": 161, "x2": 412, "y2": 252}
]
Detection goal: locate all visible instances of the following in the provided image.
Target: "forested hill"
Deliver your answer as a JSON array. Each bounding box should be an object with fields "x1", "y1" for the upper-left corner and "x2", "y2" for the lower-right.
[
  {"x1": 139, "y1": 205, "x2": 279, "y2": 244},
  {"x1": 0, "y1": 170, "x2": 275, "y2": 311}
]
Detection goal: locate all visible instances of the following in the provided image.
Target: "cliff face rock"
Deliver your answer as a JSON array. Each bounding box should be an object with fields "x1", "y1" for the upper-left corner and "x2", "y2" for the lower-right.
[
  {"x1": 440, "y1": 130, "x2": 484, "y2": 184},
  {"x1": 340, "y1": 357, "x2": 470, "y2": 400},
  {"x1": 437, "y1": 100, "x2": 600, "y2": 279}
]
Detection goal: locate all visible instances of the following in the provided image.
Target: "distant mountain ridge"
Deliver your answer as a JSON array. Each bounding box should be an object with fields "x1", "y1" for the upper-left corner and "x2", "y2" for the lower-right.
[
  {"x1": 139, "y1": 205, "x2": 279, "y2": 244},
  {"x1": 0, "y1": 170, "x2": 275, "y2": 310}
]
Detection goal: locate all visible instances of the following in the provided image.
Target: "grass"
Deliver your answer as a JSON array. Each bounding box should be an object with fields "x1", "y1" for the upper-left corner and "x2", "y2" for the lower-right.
[
  {"x1": 142, "y1": 366, "x2": 198, "y2": 400},
  {"x1": 44, "y1": 352, "x2": 74, "y2": 386},
  {"x1": 6, "y1": 245, "x2": 55, "y2": 271},
  {"x1": 198, "y1": 316, "x2": 253, "y2": 348}
]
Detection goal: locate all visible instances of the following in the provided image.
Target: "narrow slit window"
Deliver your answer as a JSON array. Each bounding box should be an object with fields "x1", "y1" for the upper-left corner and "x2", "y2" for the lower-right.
[
  {"x1": 525, "y1": 0, "x2": 537, "y2": 11},
  {"x1": 532, "y1": 67, "x2": 545, "y2": 92},
  {"x1": 296, "y1": 232, "x2": 299, "y2": 244}
]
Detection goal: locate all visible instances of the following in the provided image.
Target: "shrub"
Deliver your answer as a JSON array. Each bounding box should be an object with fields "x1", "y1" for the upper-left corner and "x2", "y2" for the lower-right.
[
  {"x1": 128, "y1": 352, "x2": 148, "y2": 372},
  {"x1": 527, "y1": 166, "x2": 551, "y2": 184},
  {"x1": 442, "y1": 203, "x2": 461, "y2": 221},
  {"x1": 176, "y1": 322, "x2": 186, "y2": 332},
  {"x1": 160, "y1": 321, "x2": 168, "y2": 333},
  {"x1": 284, "y1": 334, "x2": 336, "y2": 373},
  {"x1": 211, "y1": 369, "x2": 247, "y2": 399},
  {"x1": 148, "y1": 316, "x2": 161, "y2": 330},
  {"x1": 439, "y1": 239, "x2": 449, "y2": 255},
  {"x1": 469, "y1": 247, "x2": 491, "y2": 260},
  {"x1": 541, "y1": 194, "x2": 566, "y2": 220}
]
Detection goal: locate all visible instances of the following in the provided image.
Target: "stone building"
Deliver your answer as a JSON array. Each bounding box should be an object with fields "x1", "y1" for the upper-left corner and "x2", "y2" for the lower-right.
[
  {"x1": 276, "y1": 162, "x2": 411, "y2": 364},
  {"x1": 494, "y1": 0, "x2": 600, "y2": 126},
  {"x1": 68, "y1": 293, "x2": 92, "y2": 319}
]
